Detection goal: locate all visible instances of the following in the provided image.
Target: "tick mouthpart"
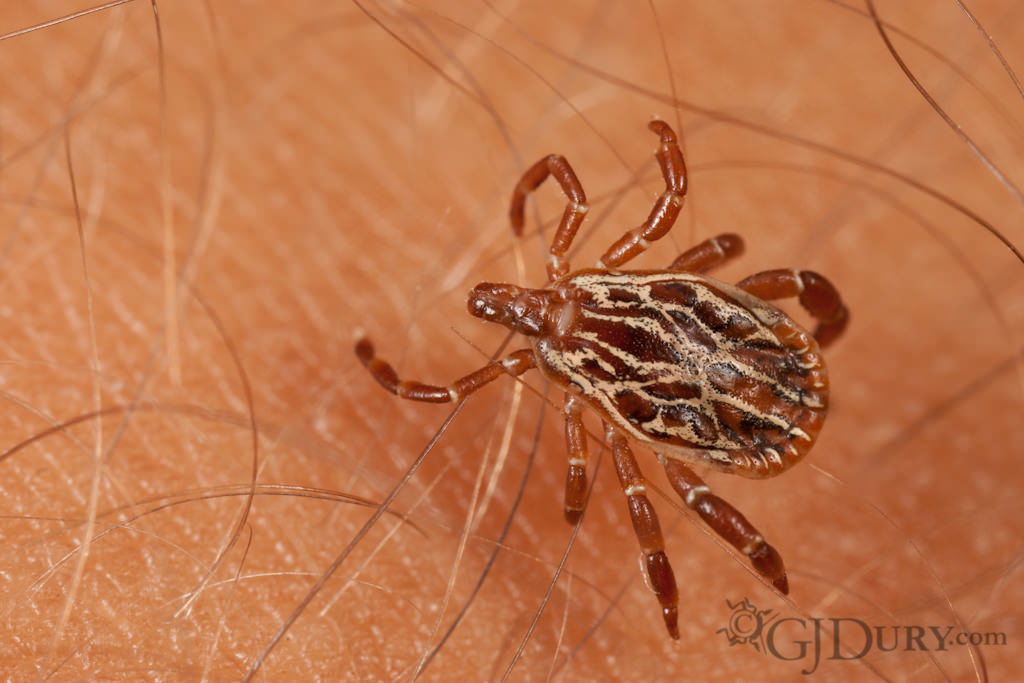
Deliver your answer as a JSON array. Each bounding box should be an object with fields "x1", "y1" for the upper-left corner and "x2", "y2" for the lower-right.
[{"x1": 467, "y1": 282, "x2": 560, "y2": 337}]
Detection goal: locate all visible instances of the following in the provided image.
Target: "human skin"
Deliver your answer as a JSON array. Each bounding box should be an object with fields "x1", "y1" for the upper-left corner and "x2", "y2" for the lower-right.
[{"x1": 1, "y1": 1, "x2": 1022, "y2": 680}]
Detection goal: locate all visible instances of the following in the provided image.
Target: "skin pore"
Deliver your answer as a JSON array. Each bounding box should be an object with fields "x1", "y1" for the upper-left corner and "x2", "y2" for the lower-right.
[{"x1": 1, "y1": 1, "x2": 1022, "y2": 679}]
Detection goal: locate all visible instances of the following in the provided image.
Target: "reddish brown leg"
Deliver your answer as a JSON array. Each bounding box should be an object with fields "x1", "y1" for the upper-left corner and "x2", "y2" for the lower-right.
[
  {"x1": 737, "y1": 269, "x2": 849, "y2": 348},
  {"x1": 355, "y1": 338, "x2": 535, "y2": 402},
  {"x1": 668, "y1": 233, "x2": 745, "y2": 273},
  {"x1": 658, "y1": 455, "x2": 789, "y2": 594},
  {"x1": 562, "y1": 395, "x2": 590, "y2": 525},
  {"x1": 606, "y1": 424, "x2": 680, "y2": 639},
  {"x1": 508, "y1": 154, "x2": 589, "y2": 281},
  {"x1": 598, "y1": 120, "x2": 688, "y2": 269}
]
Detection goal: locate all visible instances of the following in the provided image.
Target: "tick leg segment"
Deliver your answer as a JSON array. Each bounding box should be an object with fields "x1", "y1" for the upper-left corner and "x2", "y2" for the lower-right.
[
  {"x1": 355, "y1": 338, "x2": 535, "y2": 403},
  {"x1": 659, "y1": 455, "x2": 789, "y2": 594},
  {"x1": 509, "y1": 154, "x2": 589, "y2": 281},
  {"x1": 598, "y1": 120, "x2": 688, "y2": 270},
  {"x1": 607, "y1": 424, "x2": 680, "y2": 639},
  {"x1": 563, "y1": 395, "x2": 590, "y2": 525},
  {"x1": 737, "y1": 269, "x2": 849, "y2": 348},
  {"x1": 667, "y1": 232, "x2": 745, "y2": 273}
]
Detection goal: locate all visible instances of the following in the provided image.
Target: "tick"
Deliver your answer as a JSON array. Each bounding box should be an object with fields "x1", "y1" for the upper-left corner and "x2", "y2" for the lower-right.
[{"x1": 356, "y1": 120, "x2": 848, "y2": 639}]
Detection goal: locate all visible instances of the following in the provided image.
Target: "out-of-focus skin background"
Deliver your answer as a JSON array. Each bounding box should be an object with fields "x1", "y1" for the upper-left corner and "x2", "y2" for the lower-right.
[{"x1": 1, "y1": 1, "x2": 1022, "y2": 679}]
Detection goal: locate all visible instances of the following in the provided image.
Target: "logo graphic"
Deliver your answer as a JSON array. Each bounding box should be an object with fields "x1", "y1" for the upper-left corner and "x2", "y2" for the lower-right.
[
  {"x1": 717, "y1": 598, "x2": 778, "y2": 653},
  {"x1": 718, "y1": 598, "x2": 1008, "y2": 675}
]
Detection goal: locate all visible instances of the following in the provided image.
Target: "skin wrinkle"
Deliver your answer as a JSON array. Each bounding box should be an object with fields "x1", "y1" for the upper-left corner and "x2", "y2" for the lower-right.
[{"x1": 0, "y1": 1, "x2": 1022, "y2": 680}]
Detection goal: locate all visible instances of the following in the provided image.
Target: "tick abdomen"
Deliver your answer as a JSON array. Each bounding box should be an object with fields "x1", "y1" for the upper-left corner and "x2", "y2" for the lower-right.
[{"x1": 534, "y1": 270, "x2": 829, "y2": 477}]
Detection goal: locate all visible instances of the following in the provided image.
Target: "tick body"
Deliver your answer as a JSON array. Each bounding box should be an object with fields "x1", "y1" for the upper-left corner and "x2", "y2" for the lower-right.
[{"x1": 357, "y1": 120, "x2": 848, "y2": 639}]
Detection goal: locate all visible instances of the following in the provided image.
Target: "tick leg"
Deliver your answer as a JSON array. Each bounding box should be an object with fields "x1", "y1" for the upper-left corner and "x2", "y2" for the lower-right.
[
  {"x1": 667, "y1": 233, "x2": 744, "y2": 273},
  {"x1": 658, "y1": 455, "x2": 789, "y2": 594},
  {"x1": 355, "y1": 338, "x2": 535, "y2": 402},
  {"x1": 607, "y1": 424, "x2": 680, "y2": 639},
  {"x1": 598, "y1": 120, "x2": 688, "y2": 270},
  {"x1": 563, "y1": 395, "x2": 590, "y2": 525},
  {"x1": 509, "y1": 154, "x2": 589, "y2": 281},
  {"x1": 737, "y1": 269, "x2": 849, "y2": 348}
]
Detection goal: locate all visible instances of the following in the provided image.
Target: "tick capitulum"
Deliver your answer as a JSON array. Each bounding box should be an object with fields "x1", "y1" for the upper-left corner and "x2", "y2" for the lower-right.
[{"x1": 356, "y1": 120, "x2": 848, "y2": 639}]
